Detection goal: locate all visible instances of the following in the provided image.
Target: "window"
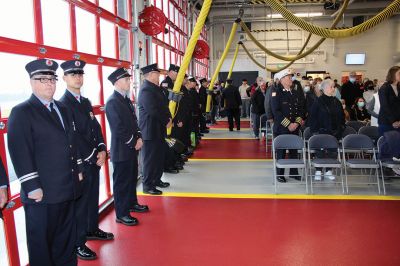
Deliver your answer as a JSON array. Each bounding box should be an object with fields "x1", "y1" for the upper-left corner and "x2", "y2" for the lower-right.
[
  {"x1": 76, "y1": 8, "x2": 97, "y2": 55},
  {"x1": 0, "y1": 0, "x2": 34, "y2": 42},
  {"x1": 100, "y1": 18, "x2": 116, "y2": 59}
]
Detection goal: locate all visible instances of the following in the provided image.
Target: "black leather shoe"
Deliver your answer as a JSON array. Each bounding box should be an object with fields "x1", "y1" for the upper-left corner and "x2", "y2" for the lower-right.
[
  {"x1": 277, "y1": 176, "x2": 287, "y2": 183},
  {"x1": 130, "y1": 204, "x2": 149, "y2": 213},
  {"x1": 290, "y1": 175, "x2": 302, "y2": 181},
  {"x1": 143, "y1": 188, "x2": 163, "y2": 195},
  {"x1": 164, "y1": 167, "x2": 179, "y2": 174},
  {"x1": 157, "y1": 181, "x2": 170, "y2": 188},
  {"x1": 175, "y1": 164, "x2": 184, "y2": 170},
  {"x1": 76, "y1": 245, "x2": 97, "y2": 260},
  {"x1": 116, "y1": 215, "x2": 138, "y2": 226},
  {"x1": 86, "y1": 228, "x2": 114, "y2": 240},
  {"x1": 201, "y1": 129, "x2": 210, "y2": 134}
]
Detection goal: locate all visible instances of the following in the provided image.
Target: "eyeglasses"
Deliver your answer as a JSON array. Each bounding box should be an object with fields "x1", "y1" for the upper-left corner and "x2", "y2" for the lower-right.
[{"x1": 32, "y1": 77, "x2": 58, "y2": 84}]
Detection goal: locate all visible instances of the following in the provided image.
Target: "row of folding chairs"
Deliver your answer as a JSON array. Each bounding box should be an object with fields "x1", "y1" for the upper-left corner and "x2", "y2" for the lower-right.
[{"x1": 272, "y1": 133, "x2": 400, "y2": 195}]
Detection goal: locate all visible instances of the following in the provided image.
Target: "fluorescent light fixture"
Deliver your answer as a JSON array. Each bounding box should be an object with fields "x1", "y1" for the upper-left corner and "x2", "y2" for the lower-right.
[{"x1": 267, "y1": 12, "x2": 323, "y2": 19}]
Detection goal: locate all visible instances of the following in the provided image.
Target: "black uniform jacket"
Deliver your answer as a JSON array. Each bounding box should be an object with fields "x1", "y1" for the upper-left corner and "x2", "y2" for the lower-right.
[
  {"x1": 160, "y1": 76, "x2": 173, "y2": 105},
  {"x1": 138, "y1": 80, "x2": 171, "y2": 140},
  {"x1": 198, "y1": 85, "x2": 207, "y2": 113},
  {"x1": 221, "y1": 85, "x2": 242, "y2": 109},
  {"x1": 60, "y1": 90, "x2": 106, "y2": 165},
  {"x1": 378, "y1": 82, "x2": 400, "y2": 126},
  {"x1": 105, "y1": 91, "x2": 141, "y2": 163},
  {"x1": 271, "y1": 84, "x2": 305, "y2": 135},
  {"x1": 7, "y1": 94, "x2": 82, "y2": 204}
]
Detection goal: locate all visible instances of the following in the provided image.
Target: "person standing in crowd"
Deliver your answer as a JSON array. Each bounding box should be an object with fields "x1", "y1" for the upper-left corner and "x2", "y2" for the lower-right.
[
  {"x1": 106, "y1": 67, "x2": 148, "y2": 226},
  {"x1": 304, "y1": 81, "x2": 320, "y2": 127},
  {"x1": 239, "y1": 79, "x2": 250, "y2": 118},
  {"x1": 350, "y1": 97, "x2": 370, "y2": 122},
  {"x1": 271, "y1": 69, "x2": 305, "y2": 183},
  {"x1": 341, "y1": 71, "x2": 362, "y2": 108},
  {"x1": 221, "y1": 79, "x2": 242, "y2": 131},
  {"x1": 188, "y1": 77, "x2": 201, "y2": 142},
  {"x1": 198, "y1": 78, "x2": 210, "y2": 133},
  {"x1": 160, "y1": 64, "x2": 179, "y2": 105},
  {"x1": 250, "y1": 81, "x2": 266, "y2": 139},
  {"x1": 8, "y1": 59, "x2": 83, "y2": 266},
  {"x1": 0, "y1": 157, "x2": 8, "y2": 219},
  {"x1": 366, "y1": 86, "x2": 381, "y2": 127},
  {"x1": 363, "y1": 80, "x2": 375, "y2": 104},
  {"x1": 59, "y1": 60, "x2": 113, "y2": 260},
  {"x1": 378, "y1": 66, "x2": 400, "y2": 136},
  {"x1": 138, "y1": 64, "x2": 172, "y2": 195},
  {"x1": 210, "y1": 81, "x2": 221, "y2": 124},
  {"x1": 309, "y1": 79, "x2": 345, "y2": 181},
  {"x1": 341, "y1": 99, "x2": 351, "y2": 122}
]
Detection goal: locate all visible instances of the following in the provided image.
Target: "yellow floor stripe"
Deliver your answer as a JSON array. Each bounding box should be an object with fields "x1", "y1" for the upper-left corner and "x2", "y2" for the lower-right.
[
  {"x1": 137, "y1": 191, "x2": 400, "y2": 201},
  {"x1": 202, "y1": 137, "x2": 257, "y2": 140},
  {"x1": 188, "y1": 158, "x2": 272, "y2": 162},
  {"x1": 210, "y1": 128, "x2": 251, "y2": 131}
]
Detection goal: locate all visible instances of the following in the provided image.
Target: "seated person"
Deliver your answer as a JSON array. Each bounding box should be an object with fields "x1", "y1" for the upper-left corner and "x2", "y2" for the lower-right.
[{"x1": 350, "y1": 97, "x2": 371, "y2": 122}]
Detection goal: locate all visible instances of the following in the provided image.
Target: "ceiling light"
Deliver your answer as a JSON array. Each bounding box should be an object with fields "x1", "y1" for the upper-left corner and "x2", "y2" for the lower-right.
[{"x1": 267, "y1": 12, "x2": 323, "y2": 19}]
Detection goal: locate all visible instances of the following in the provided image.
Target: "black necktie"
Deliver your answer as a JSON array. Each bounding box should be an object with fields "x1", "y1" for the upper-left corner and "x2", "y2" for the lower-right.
[
  {"x1": 50, "y1": 102, "x2": 63, "y2": 129},
  {"x1": 125, "y1": 97, "x2": 134, "y2": 112}
]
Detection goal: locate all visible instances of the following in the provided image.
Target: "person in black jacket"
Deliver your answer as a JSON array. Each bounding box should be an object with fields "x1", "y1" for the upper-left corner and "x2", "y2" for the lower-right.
[
  {"x1": 188, "y1": 77, "x2": 201, "y2": 141},
  {"x1": 138, "y1": 64, "x2": 172, "y2": 195},
  {"x1": 350, "y1": 97, "x2": 370, "y2": 122},
  {"x1": 309, "y1": 79, "x2": 345, "y2": 181},
  {"x1": 105, "y1": 67, "x2": 148, "y2": 226},
  {"x1": 341, "y1": 71, "x2": 362, "y2": 108},
  {"x1": 0, "y1": 157, "x2": 8, "y2": 219},
  {"x1": 378, "y1": 66, "x2": 400, "y2": 136},
  {"x1": 8, "y1": 59, "x2": 83, "y2": 266},
  {"x1": 221, "y1": 79, "x2": 242, "y2": 131},
  {"x1": 271, "y1": 69, "x2": 306, "y2": 183},
  {"x1": 59, "y1": 60, "x2": 113, "y2": 260},
  {"x1": 250, "y1": 82, "x2": 266, "y2": 138},
  {"x1": 199, "y1": 78, "x2": 210, "y2": 133}
]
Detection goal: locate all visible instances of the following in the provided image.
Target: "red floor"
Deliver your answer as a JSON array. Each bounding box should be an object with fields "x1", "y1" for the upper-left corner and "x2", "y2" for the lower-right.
[
  {"x1": 191, "y1": 139, "x2": 270, "y2": 159},
  {"x1": 209, "y1": 120, "x2": 250, "y2": 128},
  {"x1": 80, "y1": 196, "x2": 400, "y2": 266}
]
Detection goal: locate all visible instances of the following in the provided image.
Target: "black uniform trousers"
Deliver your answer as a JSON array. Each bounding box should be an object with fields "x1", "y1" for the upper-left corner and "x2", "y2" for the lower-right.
[
  {"x1": 199, "y1": 113, "x2": 207, "y2": 131},
  {"x1": 24, "y1": 201, "x2": 77, "y2": 266},
  {"x1": 227, "y1": 108, "x2": 240, "y2": 130},
  {"x1": 112, "y1": 157, "x2": 138, "y2": 218},
  {"x1": 75, "y1": 164, "x2": 100, "y2": 246},
  {"x1": 142, "y1": 139, "x2": 166, "y2": 190}
]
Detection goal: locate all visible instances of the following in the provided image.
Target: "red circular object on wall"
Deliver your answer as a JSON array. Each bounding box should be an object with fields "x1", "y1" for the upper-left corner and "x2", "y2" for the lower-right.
[
  {"x1": 193, "y1": 40, "x2": 209, "y2": 59},
  {"x1": 139, "y1": 6, "x2": 167, "y2": 36}
]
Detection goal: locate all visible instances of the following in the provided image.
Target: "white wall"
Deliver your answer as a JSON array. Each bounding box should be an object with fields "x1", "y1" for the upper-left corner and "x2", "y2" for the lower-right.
[{"x1": 210, "y1": 16, "x2": 400, "y2": 83}]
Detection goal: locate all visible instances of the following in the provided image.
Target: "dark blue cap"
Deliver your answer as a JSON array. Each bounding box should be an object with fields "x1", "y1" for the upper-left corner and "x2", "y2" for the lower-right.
[
  {"x1": 188, "y1": 77, "x2": 197, "y2": 83},
  {"x1": 108, "y1": 67, "x2": 131, "y2": 85},
  {"x1": 200, "y1": 78, "x2": 207, "y2": 83},
  {"x1": 25, "y1": 59, "x2": 58, "y2": 78},
  {"x1": 168, "y1": 64, "x2": 180, "y2": 72},
  {"x1": 60, "y1": 60, "x2": 86, "y2": 74},
  {"x1": 140, "y1": 63, "x2": 160, "y2": 75}
]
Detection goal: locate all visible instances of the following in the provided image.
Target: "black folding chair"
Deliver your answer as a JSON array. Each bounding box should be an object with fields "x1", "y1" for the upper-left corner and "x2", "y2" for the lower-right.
[
  {"x1": 346, "y1": 121, "x2": 366, "y2": 132},
  {"x1": 377, "y1": 136, "x2": 400, "y2": 195}
]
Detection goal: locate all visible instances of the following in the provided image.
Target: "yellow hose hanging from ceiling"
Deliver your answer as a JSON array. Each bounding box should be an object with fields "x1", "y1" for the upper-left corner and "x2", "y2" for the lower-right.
[
  {"x1": 206, "y1": 21, "x2": 238, "y2": 112},
  {"x1": 167, "y1": 0, "x2": 212, "y2": 135},
  {"x1": 239, "y1": 0, "x2": 349, "y2": 62},
  {"x1": 256, "y1": 0, "x2": 400, "y2": 38},
  {"x1": 224, "y1": 43, "x2": 240, "y2": 88}
]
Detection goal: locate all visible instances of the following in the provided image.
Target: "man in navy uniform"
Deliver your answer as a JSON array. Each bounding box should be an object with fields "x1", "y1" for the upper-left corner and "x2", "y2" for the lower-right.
[
  {"x1": 8, "y1": 58, "x2": 83, "y2": 266},
  {"x1": 160, "y1": 64, "x2": 179, "y2": 103},
  {"x1": 271, "y1": 68, "x2": 306, "y2": 183},
  {"x1": 105, "y1": 67, "x2": 148, "y2": 226},
  {"x1": 59, "y1": 60, "x2": 114, "y2": 260},
  {"x1": 138, "y1": 63, "x2": 172, "y2": 195},
  {"x1": 221, "y1": 79, "x2": 242, "y2": 131},
  {"x1": 198, "y1": 78, "x2": 210, "y2": 133},
  {"x1": 0, "y1": 157, "x2": 8, "y2": 219}
]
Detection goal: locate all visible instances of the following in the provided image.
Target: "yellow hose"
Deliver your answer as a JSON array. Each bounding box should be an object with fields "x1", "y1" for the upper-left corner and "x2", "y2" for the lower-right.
[
  {"x1": 224, "y1": 43, "x2": 240, "y2": 88},
  {"x1": 240, "y1": 0, "x2": 349, "y2": 61},
  {"x1": 167, "y1": 0, "x2": 212, "y2": 135},
  {"x1": 256, "y1": 0, "x2": 400, "y2": 38},
  {"x1": 206, "y1": 21, "x2": 238, "y2": 112}
]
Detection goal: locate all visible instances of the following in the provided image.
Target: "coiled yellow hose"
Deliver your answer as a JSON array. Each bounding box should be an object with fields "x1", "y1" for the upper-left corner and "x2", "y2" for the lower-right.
[
  {"x1": 240, "y1": 0, "x2": 349, "y2": 61},
  {"x1": 224, "y1": 43, "x2": 240, "y2": 88},
  {"x1": 167, "y1": 0, "x2": 212, "y2": 135},
  {"x1": 206, "y1": 21, "x2": 238, "y2": 112},
  {"x1": 256, "y1": 0, "x2": 400, "y2": 38}
]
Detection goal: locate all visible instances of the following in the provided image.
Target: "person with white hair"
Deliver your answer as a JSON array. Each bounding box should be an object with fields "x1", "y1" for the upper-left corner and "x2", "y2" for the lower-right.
[{"x1": 309, "y1": 79, "x2": 345, "y2": 181}]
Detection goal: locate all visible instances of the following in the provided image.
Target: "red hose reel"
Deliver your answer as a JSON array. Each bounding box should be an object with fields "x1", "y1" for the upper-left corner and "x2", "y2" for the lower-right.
[
  {"x1": 193, "y1": 40, "x2": 209, "y2": 59},
  {"x1": 139, "y1": 6, "x2": 167, "y2": 36}
]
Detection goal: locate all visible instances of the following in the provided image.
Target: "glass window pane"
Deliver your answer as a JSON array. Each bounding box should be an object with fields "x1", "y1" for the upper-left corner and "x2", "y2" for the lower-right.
[
  {"x1": 0, "y1": 0, "x2": 34, "y2": 42},
  {"x1": 118, "y1": 27, "x2": 130, "y2": 62},
  {"x1": 41, "y1": 0, "x2": 71, "y2": 50},
  {"x1": 152, "y1": 45, "x2": 157, "y2": 65},
  {"x1": 165, "y1": 49, "x2": 170, "y2": 69},
  {"x1": 76, "y1": 8, "x2": 97, "y2": 55},
  {"x1": 117, "y1": 0, "x2": 128, "y2": 20},
  {"x1": 158, "y1": 48, "x2": 165, "y2": 70},
  {"x1": 102, "y1": 66, "x2": 117, "y2": 102},
  {"x1": 99, "y1": 0, "x2": 114, "y2": 14},
  {"x1": 100, "y1": 19, "x2": 116, "y2": 59},
  {"x1": 80, "y1": 64, "x2": 101, "y2": 105}
]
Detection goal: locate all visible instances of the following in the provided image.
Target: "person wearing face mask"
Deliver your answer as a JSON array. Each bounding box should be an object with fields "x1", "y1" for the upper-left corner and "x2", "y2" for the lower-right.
[
  {"x1": 309, "y1": 79, "x2": 345, "y2": 181},
  {"x1": 304, "y1": 82, "x2": 320, "y2": 127},
  {"x1": 378, "y1": 66, "x2": 400, "y2": 136},
  {"x1": 341, "y1": 71, "x2": 362, "y2": 109},
  {"x1": 250, "y1": 81, "x2": 266, "y2": 139},
  {"x1": 350, "y1": 97, "x2": 370, "y2": 122}
]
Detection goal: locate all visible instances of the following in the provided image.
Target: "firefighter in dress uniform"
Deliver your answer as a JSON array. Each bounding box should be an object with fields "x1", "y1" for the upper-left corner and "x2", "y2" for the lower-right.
[
  {"x1": 105, "y1": 67, "x2": 149, "y2": 226},
  {"x1": 8, "y1": 59, "x2": 83, "y2": 266},
  {"x1": 271, "y1": 69, "x2": 306, "y2": 183},
  {"x1": 59, "y1": 60, "x2": 114, "y2": 260},
  {"x1": 138, "y1": 63, "x2": 172, "y2": 195}
]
